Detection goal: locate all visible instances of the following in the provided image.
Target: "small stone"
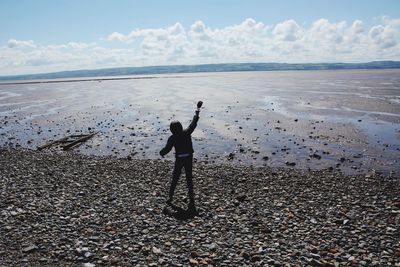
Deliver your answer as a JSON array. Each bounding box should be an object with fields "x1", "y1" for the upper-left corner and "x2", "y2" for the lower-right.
[
  {"x1": 152, "y1": 246, "x2": 162, "y2": 254},
  {"x1": 22, "y1": 245, "x2": 38, "y2": 253},
  {"x1": 236, "y1": 195, "x2": 247, "y2": 202},
  {"x1": 189, "y1": 258, "x2": 199, "y2": 265},
  {"x1": 310, "y1": 252, "x2": 320, "y2": 259},
  {"x1": 311, "y1": 153, "x2": 321, "y2": 160},
  {"x1": 251, "y1": 254, "x2": 261, "y2": 262},
  {"x1": 310, "y1": 258, "x2": 324, "y2": 266},
  {"x1": 239, "y1": 250, "x2": 250, "y2": 260},
  {"x1": 208, "y1": 243, "x2": 218, "y2": 251},
  {"x1": 190, "y1": 251, "x2": 201, "y2": 258}
]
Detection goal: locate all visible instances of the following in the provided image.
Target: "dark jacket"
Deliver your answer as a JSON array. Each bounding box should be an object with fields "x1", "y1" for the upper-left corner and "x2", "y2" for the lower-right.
[{"x1": 160, "y1": 114, "x2": 199, "y2": 157}]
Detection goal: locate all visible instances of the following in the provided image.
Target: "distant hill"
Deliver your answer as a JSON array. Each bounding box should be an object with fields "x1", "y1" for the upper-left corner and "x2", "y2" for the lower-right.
[{"x1": 1, "y1": 61, "x2": 400, "y2": 81}]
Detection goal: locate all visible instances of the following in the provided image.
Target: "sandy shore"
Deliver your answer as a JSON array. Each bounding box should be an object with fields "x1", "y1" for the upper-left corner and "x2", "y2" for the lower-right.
[{"x1": 0, "y1": 148, "x2": 399, "y2": 266}]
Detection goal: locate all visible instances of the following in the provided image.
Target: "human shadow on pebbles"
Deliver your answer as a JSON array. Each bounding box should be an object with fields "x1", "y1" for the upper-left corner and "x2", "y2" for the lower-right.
[{"x1": 162, "y1": 204, "x2": 198, "y2": 220}]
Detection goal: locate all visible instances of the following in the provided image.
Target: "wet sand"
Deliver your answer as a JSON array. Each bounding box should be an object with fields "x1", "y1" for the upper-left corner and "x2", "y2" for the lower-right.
[{"x1": 0, "y1": 69, "x2": 399, "y2": 175}]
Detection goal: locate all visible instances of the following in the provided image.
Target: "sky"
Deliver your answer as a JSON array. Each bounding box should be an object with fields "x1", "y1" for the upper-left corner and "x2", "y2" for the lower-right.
[{"x1": 1, "y1": 0, "x2": 400, "y2": 75}]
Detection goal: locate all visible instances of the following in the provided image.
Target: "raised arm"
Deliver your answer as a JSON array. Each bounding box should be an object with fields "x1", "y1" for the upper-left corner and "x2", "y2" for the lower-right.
[{"x1": 185, "y1": 111, "x2": 199, "y2": 135}]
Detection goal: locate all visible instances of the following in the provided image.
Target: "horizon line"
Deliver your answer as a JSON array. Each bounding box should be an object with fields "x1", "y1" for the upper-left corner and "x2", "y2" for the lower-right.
[{"x1": 1, "y1": 61, "x2": 399, "y2": 82}]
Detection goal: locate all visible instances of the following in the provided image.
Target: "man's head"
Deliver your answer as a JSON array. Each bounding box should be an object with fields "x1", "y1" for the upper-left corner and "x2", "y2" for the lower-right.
[{"x1": 170, "y1": 121, "x2": 183, "y2": 135}]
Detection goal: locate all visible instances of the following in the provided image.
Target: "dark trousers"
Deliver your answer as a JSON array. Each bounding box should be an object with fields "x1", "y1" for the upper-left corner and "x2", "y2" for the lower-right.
[{"x1": 169, "y1": 155, "x2": 195, "y2": 206}]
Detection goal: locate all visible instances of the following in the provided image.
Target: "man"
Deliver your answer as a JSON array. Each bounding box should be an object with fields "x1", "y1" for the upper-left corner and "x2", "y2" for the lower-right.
[{"x1": 160, "y1": 102, "x2": 202, "y2": 213}]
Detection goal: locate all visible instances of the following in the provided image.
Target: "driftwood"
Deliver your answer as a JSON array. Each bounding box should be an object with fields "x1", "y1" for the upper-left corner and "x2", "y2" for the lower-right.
[
  {"x1": 37, "y1": 137, "x2": 68, "y2": 151},
  {"x1": 37, "y1": 132, "x2": 98, "y2": 151},
  {"x1": 62, "y1": 132, "x2": 97, "y2": 150}
]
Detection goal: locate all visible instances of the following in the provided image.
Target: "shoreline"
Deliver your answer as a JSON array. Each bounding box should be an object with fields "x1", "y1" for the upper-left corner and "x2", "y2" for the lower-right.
[{"x1": 1, "y1": 148, "x2": 399, "y2": 266}]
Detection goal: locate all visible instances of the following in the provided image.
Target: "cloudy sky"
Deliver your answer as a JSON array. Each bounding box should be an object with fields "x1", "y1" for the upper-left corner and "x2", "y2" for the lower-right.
[{"x1": 1, "y1": 0, "x2": 400, "y2": 75}]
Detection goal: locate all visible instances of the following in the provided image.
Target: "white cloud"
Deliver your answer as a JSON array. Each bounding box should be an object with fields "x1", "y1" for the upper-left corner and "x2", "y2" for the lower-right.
[
  {"x1": 7, "y1": 39, "x2": 35, "y2": 48},
  {"x1": 1, "y1": 17, "x2": 400, "y2": 75},
  {"x1": 273, "y1": 20, "x2": 302, "y2": 41},
  {"x1": 369, "y1": 25, "x2": 397, "y2": 48},
  {"x1": 107, "y1": 32, "x2": 127, "y2": 42},
  {"x1": 350, "y1": 20, "x2": 364, "y2": 34},
  {"x1": 47, "y1": 42, "x2": 94, "y2": 50},
  {"x1": 308, "y1": 19, "x2": 346, "y2": 44}
]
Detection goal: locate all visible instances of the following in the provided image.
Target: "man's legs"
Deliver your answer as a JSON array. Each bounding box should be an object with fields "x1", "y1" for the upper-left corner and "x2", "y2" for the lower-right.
[
  {"x1": 184, "y1": 156, "x2": 195, "y2": 209},
  {"x1": 168, "y1": 159, "x2": 183, "y2": 204}
]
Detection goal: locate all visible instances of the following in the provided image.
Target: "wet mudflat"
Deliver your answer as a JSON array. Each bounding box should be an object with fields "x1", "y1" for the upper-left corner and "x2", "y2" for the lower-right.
[
  {"x1": 0, "y1": 69, "x2": 399, "y2": 175},
  {"x1": 0, "y1": 148, "x2": 399, "y2": 266}
]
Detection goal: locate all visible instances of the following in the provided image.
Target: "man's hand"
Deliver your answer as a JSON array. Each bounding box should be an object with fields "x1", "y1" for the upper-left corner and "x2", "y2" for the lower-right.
[{"x1": 196, "y1": 101, "x2": 202, "y2": 116}]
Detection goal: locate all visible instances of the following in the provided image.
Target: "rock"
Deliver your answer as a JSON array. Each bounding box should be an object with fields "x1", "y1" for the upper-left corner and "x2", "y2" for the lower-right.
[
  {"x1": 84, "y1": 251, "x2": 93, "y2": 258},
  {"x1": 310, "y1": 153, "x2": 322, "y2": 160},
  {"x1": 236, "y1": 195, "x2": 247, "y2": 202},
  {"x1": 190, "y1": 251, "x2": 201, "y2": 258},
  {"x1": 152, "y1": 246, "x2": 162, "y2": 254},
  {"x1": 251, "y1": 254, "x2": 261, "y2": 262},
  {"x1": 208, "y1": 243, "x2": 218, "y2": 251},
  {"x1": 239, "y1": 250, "x2": 250, "y2": 260},
  {"x1": 189, "y1": 258, "x2": 199, "y2": 265},
  {"x1": 22, "y1": 245, "x2": 38, "y2": 253},
  {"x1": 310, "y1": 258, "x2": 324, "y2": 266}
]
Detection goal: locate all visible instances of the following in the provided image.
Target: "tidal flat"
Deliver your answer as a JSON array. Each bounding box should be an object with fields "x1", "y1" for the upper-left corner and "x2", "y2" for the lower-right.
[{"x1": 0, "y1": 69, "x2": 399, "y2": 175}]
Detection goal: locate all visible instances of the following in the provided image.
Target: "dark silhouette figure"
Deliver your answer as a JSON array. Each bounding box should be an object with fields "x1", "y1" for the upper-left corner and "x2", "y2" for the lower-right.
[{"x1": 160, "y1": 102, "x2": 202, "y2": 215}]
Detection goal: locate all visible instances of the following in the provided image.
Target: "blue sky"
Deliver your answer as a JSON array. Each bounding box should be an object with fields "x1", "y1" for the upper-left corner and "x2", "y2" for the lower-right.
[
  {"x1": 1, "y1": 0, "x2": 400, "y2": 75},
  {"x1": 1, "y1": 0, "x2": 399, "y2": 43}
]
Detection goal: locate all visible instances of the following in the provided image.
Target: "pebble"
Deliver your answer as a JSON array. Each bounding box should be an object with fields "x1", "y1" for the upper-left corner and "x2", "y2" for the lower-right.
[{"x1": 22, "y1": 245, "x2": 38, "y2": 253}]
